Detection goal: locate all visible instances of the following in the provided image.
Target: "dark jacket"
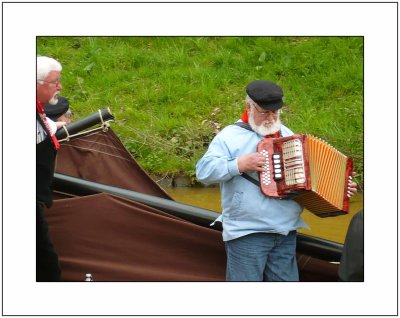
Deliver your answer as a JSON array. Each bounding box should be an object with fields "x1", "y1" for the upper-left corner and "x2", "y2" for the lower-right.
[
  {"x1": 36, "y1": 113, "x2": 57, "y2": 207},
  {"x1": 338, "y1": 209, "x2": 364, "y2": 281}
]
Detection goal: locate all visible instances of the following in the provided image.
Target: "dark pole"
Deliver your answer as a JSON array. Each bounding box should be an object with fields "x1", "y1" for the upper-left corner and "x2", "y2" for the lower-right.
[
  {"x1": 55, "y1": 108, "x2": 114, "y2": 140},
  {"x1": 53, "y1": 173, "x2": 343, "y2": 261}
]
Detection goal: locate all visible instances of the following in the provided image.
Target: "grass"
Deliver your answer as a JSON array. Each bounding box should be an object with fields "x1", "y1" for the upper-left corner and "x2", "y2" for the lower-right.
[{"x1": 37, "y1": 36, "x2": 364, "y2": 187}]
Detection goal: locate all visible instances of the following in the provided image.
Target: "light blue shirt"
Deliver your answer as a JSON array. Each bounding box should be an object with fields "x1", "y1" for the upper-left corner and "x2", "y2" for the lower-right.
[{"x1": 196, "y1": 121, "x2": 309, "y2": 241}]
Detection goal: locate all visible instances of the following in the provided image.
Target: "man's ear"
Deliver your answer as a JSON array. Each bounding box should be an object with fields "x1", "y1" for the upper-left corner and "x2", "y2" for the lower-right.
[{"x1": 246, "y1": 102, "x2": 251, "y2": 114}]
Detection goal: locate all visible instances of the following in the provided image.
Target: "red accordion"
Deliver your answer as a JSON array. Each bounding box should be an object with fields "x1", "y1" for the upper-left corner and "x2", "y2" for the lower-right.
[{"x1": 257, "y1": 134, "x2": 353, "y2": 217}]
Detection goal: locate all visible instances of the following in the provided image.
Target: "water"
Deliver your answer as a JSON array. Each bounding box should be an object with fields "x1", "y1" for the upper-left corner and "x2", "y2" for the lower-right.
[{"x1": 164, "y1": 186, "x2": 363, "y2": 244}]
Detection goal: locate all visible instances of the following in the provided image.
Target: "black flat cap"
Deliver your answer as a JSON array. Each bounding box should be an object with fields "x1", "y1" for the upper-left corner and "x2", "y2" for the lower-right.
[
  {"x1": 246, "y1": 80, "x2": 284, "y2": 110},
  {"x1": 44, "y1": 96, "x2": 69, "y2": 121}
]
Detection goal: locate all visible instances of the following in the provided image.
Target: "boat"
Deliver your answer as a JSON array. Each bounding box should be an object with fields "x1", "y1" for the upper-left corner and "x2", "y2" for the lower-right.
[{"x1": 46, "y1": 111, "x2": 343, "y2": 281}]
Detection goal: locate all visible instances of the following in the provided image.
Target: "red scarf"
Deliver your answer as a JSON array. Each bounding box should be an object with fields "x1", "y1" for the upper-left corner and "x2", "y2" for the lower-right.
[
  {"x1": 240, "y1": 109, "x2": 281, "y2": 138},
  {"x1": 36, "y1": 100, "x2": 60, "y2": 150}
]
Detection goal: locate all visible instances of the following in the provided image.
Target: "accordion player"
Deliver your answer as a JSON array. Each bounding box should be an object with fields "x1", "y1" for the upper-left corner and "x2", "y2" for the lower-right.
[{"x1": 257, "y1": 134, "x2": 353, "y2": 217}]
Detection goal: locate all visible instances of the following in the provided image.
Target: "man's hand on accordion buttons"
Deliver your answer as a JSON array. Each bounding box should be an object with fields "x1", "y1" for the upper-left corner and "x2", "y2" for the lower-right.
[
  {"x1": 238, "y1": 152, "x2": 267, "y2": 173},
  {"x1": 348, "y1": 172, "x2": 358, "y2": 198}
]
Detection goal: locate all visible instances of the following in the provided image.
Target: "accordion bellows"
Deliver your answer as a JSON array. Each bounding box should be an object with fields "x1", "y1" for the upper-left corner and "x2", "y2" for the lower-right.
[{"x1": 257, "y1": 134, "x2": 353, "y2": 217}]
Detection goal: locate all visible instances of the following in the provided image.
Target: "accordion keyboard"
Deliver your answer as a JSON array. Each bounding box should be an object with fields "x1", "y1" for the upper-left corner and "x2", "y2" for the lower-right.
[
  {"x1": 259, "y1": 149, "x2": 272, "y2": 186},
  {"x1": 260, "y1": 149, "x2": 283, "y2": 186},
  {"x1": 282, "y1": 139, "x2": 306, "y2": 186}
]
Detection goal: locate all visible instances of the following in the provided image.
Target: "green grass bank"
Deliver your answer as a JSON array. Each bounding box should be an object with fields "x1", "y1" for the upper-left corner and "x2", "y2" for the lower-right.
[{"x1": 37, "y1": 36, "x2": 363, "y2": 187}]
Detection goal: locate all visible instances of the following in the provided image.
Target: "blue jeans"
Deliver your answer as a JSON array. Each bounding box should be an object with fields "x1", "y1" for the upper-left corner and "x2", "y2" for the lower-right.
[{"x1": 225, "y1": 231, "x2": 298, "y2": 281}]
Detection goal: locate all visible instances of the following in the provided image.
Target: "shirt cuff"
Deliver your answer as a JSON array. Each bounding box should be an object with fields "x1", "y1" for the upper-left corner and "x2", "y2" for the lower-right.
[{"x1": 227, "y1": 158, "x2": 241, "y2": 177}]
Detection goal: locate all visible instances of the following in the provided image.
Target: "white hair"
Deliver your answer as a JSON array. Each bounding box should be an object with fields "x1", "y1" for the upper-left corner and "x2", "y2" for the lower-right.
[
  {"x1": 245, "y1": 94, "x2": 257, "y2": 108},
  {"x1": 37, "y1": 56, "x2": 62, "y2": 82}
]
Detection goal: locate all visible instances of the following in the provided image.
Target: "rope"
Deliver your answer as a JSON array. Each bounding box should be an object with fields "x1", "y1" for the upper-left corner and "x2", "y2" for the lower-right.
[
  {"x1": 58, "y1": 120, "x2": 114, "y2": 143},
  {"x1": 61, "y1": 125, "x2": 71, "y2": 141},
  {"x1": 99, "y1": 109, "x2": 111, "y2": 132}
]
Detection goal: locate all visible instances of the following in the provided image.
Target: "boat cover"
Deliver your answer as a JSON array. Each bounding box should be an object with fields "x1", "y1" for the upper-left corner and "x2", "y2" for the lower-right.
[
  {"x1": 47, "y1": 193, "x2": 226, "y2": 281},
  {"x1": 54, "y1": 129, "x2": 171, "y2": 199}
]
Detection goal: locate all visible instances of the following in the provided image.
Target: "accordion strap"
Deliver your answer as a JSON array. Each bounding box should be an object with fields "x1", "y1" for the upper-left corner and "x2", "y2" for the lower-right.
[
  {"x1": 241, "y1": 172, "x2": 259, "y2": 187},
  {"x1": 234, "y1": 122, "x2": 253, "y2": 131}
]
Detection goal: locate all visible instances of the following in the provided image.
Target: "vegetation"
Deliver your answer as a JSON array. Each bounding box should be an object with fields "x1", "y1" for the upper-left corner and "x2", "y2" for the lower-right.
[{"x1": 37, "y1": 36, "x2": 363, "y2": 187}]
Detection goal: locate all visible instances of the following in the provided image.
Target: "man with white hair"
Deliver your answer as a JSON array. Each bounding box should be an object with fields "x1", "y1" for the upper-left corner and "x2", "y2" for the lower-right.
[
  {"x1": 36, "y1": 56, "x2": 65, "y2": 281},
  {"x1": 196, "y1": 80, "x2": 358, "y2": 281}
]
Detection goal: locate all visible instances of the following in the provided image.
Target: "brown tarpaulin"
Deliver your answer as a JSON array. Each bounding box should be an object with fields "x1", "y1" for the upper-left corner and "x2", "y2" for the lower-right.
[
  {"x1": 55, "y1": 129, "x2": 171, "y2": 199},
  {"x1": 47, "y1": 193, "x2": 226, "y2": 281},
  {"x1": 47, "y1": 128, "x2": 339, "y2": 281}
]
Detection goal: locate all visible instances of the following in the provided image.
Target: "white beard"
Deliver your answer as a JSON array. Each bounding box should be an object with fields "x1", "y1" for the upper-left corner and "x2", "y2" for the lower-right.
[
  {"x1": 248, "y1": 107, "x2": 282, "y2": 136},
  {"x1": 48, "y1": 91, "x2": 60, "y2": 105}
]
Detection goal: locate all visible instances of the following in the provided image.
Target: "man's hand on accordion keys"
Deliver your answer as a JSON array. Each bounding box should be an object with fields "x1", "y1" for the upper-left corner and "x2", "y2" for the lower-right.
[
  {"x1": 237, "y1": 152, "x2": 268, "y2": 173},
  {"x1": 348, "y1": 172, "x2": 358, "y2": 198}
]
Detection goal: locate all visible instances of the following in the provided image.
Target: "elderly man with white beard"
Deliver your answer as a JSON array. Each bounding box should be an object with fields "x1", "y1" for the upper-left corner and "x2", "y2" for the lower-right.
[
  {"x1": 196, "y1": 80, "x2": 358, "y2": 281},
  {"x1": 36, "y1": 56, "x2": 65, "y2": 281}
]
